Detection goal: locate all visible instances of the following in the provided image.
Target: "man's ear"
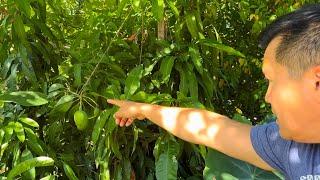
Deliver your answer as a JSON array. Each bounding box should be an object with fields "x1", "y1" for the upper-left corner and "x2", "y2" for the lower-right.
[
  {"x1": 313, "y1": 66, "x2": 320, "y2": 90},
  {"x1": 316, "y1": 73, "x2": 320, "y2": 90}
]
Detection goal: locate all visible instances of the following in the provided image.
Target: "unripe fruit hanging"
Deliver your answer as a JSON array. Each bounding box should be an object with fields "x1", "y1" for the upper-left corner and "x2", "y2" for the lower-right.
[{"x1": 74, "y1": 110, "x2": 88, "y2": 130}]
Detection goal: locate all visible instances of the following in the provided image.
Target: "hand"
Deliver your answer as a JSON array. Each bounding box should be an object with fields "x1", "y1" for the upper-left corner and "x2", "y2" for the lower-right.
[{"x1": 107, "y1": 99, "x2": 145, "y2": 127}]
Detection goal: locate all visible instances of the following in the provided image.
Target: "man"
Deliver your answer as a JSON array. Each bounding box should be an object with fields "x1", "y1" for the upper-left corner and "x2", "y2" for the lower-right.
[{"x1": 108, "y1": 4, "x2": 320, "y2": 179}]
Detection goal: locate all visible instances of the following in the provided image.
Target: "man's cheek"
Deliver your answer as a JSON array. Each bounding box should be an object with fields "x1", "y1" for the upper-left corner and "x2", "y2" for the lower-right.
[{"x1": 277, "y1": 85, "x2": 300, "y2": 107}]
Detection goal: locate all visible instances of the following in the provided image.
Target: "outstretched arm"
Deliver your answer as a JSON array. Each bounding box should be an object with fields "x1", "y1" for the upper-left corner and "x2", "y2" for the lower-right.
[{"x1": 107, "y1": 99, "x2": 274, "y2": 171}]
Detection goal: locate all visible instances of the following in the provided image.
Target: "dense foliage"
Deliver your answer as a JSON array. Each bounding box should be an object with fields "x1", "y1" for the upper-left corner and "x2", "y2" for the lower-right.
[{"x1": 0, "y1": 0, "x2": 316, "y2": 179}]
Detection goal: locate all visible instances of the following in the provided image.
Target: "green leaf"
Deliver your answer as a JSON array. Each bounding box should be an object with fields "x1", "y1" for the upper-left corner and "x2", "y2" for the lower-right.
[
  {"x1": 108, "y1": 63, "x2": 126, "y2": 78},
  {"x1": 40, "y1": 175, "x2": 55, "y2": 180},
  {"x1": 117, "y1": 0, "x2": 130, "y2": 13},
  {"x1": 0, "y1": 129, "x2": 4, "y2": 145},
  {"x1": 48, "y1": 83, "x2": 64, "y2": 93},
  {"x1": 21, "y1": 149, "x2": 36, "y2": 180},
  {"x1": 99, "y1": 161, "x2": 110, "y2": 180},
  {"x1": 6, "y1": 64, "x2": 18, "y2": 91},
  {"x1": 4, "y1": 122, "x2": 15, "y2": 142},
  {"x1": 187, "y1": 70, "x2": 198, "y2": 100},
  {"x1": 114, "y1": 163, "x2": 123, "y2": 180},
  {"x1": 159, "y1": 56, "x2": 175, "y2": 84},
  {"x1": 63, "y1": 161, "x2": 79, "y2": 180},
  {"x1": 13, "y1": 15, "x2": 27, "y2": 43},
  {"x1": 199, "y1": 70, "x2": 215, "y2": 99},
  {"x1": 199, "y1": 39, "x2": 245, "y2": 58},
  {"x1": 19, "y1": 117, "x2": 39, "y2": 128},
  {"x1": 1, "y1": 56, "x2": 15, "y2": 78},
  {"x1": 131, "y1": 126, "x2": 139, "y2": 155},
  {"x1": 33, "y1": 19, "x2": 56, "y2": 42},
  {"x1": 155, "y1": 137, "x2": 179, "y2": 180},
  {"x1": 175, "y1": 63, "x2": 189, "y2": 96},
  {"x1": 133, "y1": 0, "x2": 141, "y2": 11},
  {"x1": 19, "y1": 45, "x2": 37, "y2": 84},
  {"x1": 0, "y1": 91, "x2": 48, "y2": 106},
  {"x1": 12, "y1": 143, "x2": 21, "y2": 167},
  {"x1": 185, "y1": 13, "x2": 199, "y2": 39},
  {"x1": 103, "y1": 85, "x2": 121, "y2": 100},
  {"x1": 7, "y1": 156, "x2": 54, "y2": 179},
  {"x1": 124, "y1": 66, "x2": 144, "y2": 99},
  {"x1": 130, "y1": 91, "x2": 158, "y2": 103},
  {"x1": 73, "y1": 64, "x2": 81, "y2": 87},
  {"x1": 111, "y1": 134, "x2": 122, "y2": 160},
  {"x1": 189, "y1": 47, "x2": 203, "y2": 75},
  {"x1": 95, "y1": 135, "x2": 106, "y2": 165},
  {"x1": 14, "y1": 122, "x2": 25, "y2": 142},
  {"x1": 167, "y1": 0, "x2": 179, "y2": 18},
  {"x1": 49, "y1": 95, "x2": 75, "y2": 116},
  {"x1": 14, "y1": 0, "x2": 32, "y2": 17},
  {"x1": 25, "y1": 128, "x2": 44, "y2": 156},
  {"x1": 122, "y1": 157, "x2": 132, "y2": 180},
  {"x1": 105, "y1": 108, "x2": 118, "y2": 134},
  {"x1": 203, "y1": 149, "x2": 283, "y2": 180},
  {"x1": 152, "y1": 0, "x2": 164, "y2": 21},
  {"x1": 91, "y1": 109, "x2": 112, "y2": 144}
]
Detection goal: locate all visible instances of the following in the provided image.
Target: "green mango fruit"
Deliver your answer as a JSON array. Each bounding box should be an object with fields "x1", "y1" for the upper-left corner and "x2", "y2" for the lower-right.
[{"x1": 74, "y1": 110, "x2": 88, "y2": 130}]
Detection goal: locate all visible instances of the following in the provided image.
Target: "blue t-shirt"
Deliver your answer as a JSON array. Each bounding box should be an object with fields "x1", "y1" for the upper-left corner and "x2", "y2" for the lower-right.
[{"x1": 251, "y1": 122, "x2": 320, "y2": 179}]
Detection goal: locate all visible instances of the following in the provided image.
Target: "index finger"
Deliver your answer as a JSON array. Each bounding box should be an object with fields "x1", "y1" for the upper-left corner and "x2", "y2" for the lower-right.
[{"x1": 107, "y1": 99, "x2": 124, "y2": 106}]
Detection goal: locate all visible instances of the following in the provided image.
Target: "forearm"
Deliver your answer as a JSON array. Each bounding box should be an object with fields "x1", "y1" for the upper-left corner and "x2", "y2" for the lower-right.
[
  {"x1": 139, "y1": 103, "x2": 229, "y2": 148},
  {"x1": 109, "y1": 99, "x2": 271, "y2": 170}
]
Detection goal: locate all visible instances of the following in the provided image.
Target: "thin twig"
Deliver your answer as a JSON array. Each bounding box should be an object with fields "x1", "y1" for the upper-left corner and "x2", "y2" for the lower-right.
[
  {"x1": 79, "y1": 8, "x2": 133, "y2": 95},
  {"x1": 139, "y1": 8, "x2": 145, "y2": 64}
]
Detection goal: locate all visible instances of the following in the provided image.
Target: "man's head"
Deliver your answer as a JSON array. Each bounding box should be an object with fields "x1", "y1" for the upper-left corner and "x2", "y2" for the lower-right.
[{"x1": 259, "y1": 4, "x2": 320, "y2": 142}]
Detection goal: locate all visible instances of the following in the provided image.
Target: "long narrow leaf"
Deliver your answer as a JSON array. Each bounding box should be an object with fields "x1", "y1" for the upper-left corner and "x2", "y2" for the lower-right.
[
  {"x1": 159, "y1": 56, "x2": 175, "y2": 84},
  {"x1": 199, "y1": 39, "x2": 245, "y2": 57},
  {"x1": 7, "y1": 157, "x2": 54, "y2": 179},
  {"x1": 152, "y1": 0, "x2": 164, "y2": 21},
  {"x1": 155, "y1": 137, "x2": 180, "y2": 180},
  {"x1": 124, "y1": 66, "x2": 144, "y2": 98},
  {"x1": 0, "y1": 91, "x2": 48, "y2": 106}
]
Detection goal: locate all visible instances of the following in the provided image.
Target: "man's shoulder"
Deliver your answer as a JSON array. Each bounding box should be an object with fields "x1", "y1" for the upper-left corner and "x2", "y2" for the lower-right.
[{"x1": 251, "y1": 121, "x2": 320, "y2": 178}]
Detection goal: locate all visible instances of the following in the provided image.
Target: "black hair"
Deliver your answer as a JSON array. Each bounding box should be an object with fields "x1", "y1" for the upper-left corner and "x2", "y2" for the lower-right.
[
  {"x1": 259, "y1": 4, "x2": 320, "y2": 49},
  {"x1": 259, "y1": 4, "x2": 320, "y2": 77}
]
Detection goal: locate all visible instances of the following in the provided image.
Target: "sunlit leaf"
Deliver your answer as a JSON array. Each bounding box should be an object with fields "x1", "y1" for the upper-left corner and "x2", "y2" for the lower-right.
[
  {"x1": 14, "y1": 122, "x2": 25, "y2": 142},
  {"x1": 50, "y1": 95, "x2": 75, "y2": 115},
  {"x1": 167, "y1": 0, "x2": 179, "y2": 18},
  {"x1": 91, "y1": 109, "x2": 112, "y2": 144},
  {"x1": 189, "y1": 47, "x2": 203, "y2": 75},
  {"x1": 0, "y1": 91, "x2": 48, "y2": 106},
  {"x1": 19, "y1": 117, "x2": 39, "y2": 128},
  {"x1": 185, "y1": 13, "x2": 199, "y2": 39},
  {"x1": 124, "y1": 65, "x2": 144, "y2": 98},
  {"x1": 152, "y1": 0, "x2": 164, "y2": 21},
  {"x1": 7, "y1": 157, "x2": 54, "y2": 179},
  {"x1": 63, "y1": 161, "x2": 79, "y2": 180},
  {"x1": 21, "y1": 148, "x2": 36, "y2": 180},
  {"x1": 199, "y1": 39, "x2": 245, "y2": 57}
]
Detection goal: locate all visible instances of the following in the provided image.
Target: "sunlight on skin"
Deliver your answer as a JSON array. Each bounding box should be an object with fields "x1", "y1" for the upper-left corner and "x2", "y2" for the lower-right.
[
  {"x1": 185, "y1": 112, "x2": 206, "y2": 134},
  {"x1": 158, "y1": 108, "x2": 179, "y2": 132},
  {"x1": 153, "y1": 106, "x2": 224, "y2": 145},
  {"x1": 206, "y1": 124, "x2": 220, "y2": 139}
]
